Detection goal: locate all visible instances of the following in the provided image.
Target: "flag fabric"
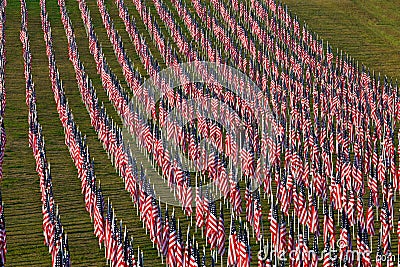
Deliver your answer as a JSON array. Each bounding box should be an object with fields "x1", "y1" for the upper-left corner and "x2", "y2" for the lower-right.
[
  {"x1": 227, "y1": 217, "x2": 237, "y2": 266},
  {"x1": 217, "y1": 208, "x2": 225, "y2": 255}
]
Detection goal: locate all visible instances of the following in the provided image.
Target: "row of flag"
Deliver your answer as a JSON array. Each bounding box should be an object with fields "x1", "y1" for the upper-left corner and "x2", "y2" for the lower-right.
[
  {"x1": 21, "y1": 0, "x2": 69, "y2": 265},
  {"x1": 0, "y1": 0, "x2": 5, "y2": 264},
  {"x1": 36, "y1": 0, "x2": 145, "y2": 265},
  {"x1": 0, "y1": 192, "x2": 5, "y2": 267},
  {"x1": 0, "y1": 0, "x2": 5, "y2": 182}
]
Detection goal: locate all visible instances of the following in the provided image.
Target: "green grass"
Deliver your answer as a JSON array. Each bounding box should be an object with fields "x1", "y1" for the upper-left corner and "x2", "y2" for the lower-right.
[
  {"x1": 281, "y1": 0, "x2": 400, "y2": 80},
  {"x1": 2, "y1": 0, "x2": 400, "y2": 266}
]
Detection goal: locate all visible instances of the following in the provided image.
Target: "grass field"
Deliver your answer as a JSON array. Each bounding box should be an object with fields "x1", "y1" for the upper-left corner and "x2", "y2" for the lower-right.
[
  {"x1": 2, "y1": 0, "x2": 400, "y2": 266},
  {"x1": 282, "y1": 0, "x2": 400, "y2": 80}
]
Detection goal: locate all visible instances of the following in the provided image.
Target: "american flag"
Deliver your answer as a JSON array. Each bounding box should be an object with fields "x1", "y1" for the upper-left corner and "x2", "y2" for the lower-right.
[
  {"x1": 167, "y1": 216, "x2": 177, "y2": 266},
  {"x1": 339, "y1": 211, "x2": 349, "y2": 261},
  {"x1": 253, "y1": 193, "x2": 262, "y2": 242},
  {"x1": 376, "y1": 234, "x2": 382, "y2": 267},
  {"x1": 0, "y1": 194, "x2": 6, "y2": 265},
  {"x1": 238, "y1": 224, "x2": 250, "y2": 267},
  {"x1": 206, "y1": 201, "x2": 218, "y2": 249},
  {"x1": 115, "y1": 221, "x2": 125, "y2": 266},
  {"x1": 227, "y1": 217, "x2": 237, "y2": 266},
  {"x1": 217, "y1": 208, "x2": 225, "y2": 255},
  {"x1": 307, "y1": 192, "x2": 319, "y2": 234},
  {"x1": 176, "y1": 226, "x2": 184, "y2": 267},
  {"x1": 310, "y1": 235, "x2": 319, "y2": 267},
  {"x1": 162, "y1": 209, "x2": 170, "y2": 256},
  {"x1": 93, "y1": 185, "x2": 105, "y2": 247},
  {"x1": 269, "y1": 204, "x2": 278, "y2": 251},
  {"x1": 229, "y1": 170, "x2": 242, "y2": 217},
  {"x1": 278, "y1": 217, "x2": 287, "y2": 254},
  {"x1": 322, "y1": 239, "x2": 332, "y2": 267},
  {"x1": 366, "y1": 191, "x2": 375, "y2": 236},
  {"x1": 105, "y1": 200, "x2": 113, "y2": 261},
  {"x1": 245, "y1": 181, "x2": 253, "y2": 224},
  {"x1": 196, "y1": 180, "x2": 205, "y2": 228}
]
